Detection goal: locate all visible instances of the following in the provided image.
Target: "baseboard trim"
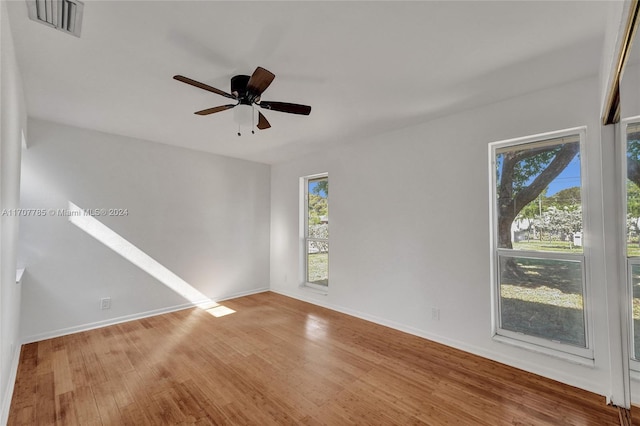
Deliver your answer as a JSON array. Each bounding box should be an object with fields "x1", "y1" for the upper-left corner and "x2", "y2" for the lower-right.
[
  {"x1": 1, "y1": 343, "x2": 22, "y2": 425},
  {"x1": 21, "y1": 287, "x2": 269, "y2": 344},
  {"x1": 269, "y1": 288, "x2": 603, "y2": 398}
]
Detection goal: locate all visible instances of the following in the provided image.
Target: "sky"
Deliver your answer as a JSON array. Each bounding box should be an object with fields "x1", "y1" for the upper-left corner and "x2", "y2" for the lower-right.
[
  {"x1": 309, "y1": 181, "x2": 328, "y2": 198},
  {"x1": 496, "y1": 152, "x2": 581, "y2": 197},
  {"x1": 546, "y1": 156, "x2": 581, "y2": 196}
]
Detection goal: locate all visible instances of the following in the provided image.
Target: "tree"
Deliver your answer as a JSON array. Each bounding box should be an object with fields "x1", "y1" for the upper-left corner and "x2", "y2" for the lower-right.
[
  {"x1": 308, "y1": 178, "x2": 328, "y2": 225},
  {"x1": 628, "y1": 180, "x2": 640, "y2": 218},
  {"x1": 308, "y1": 194, "x2": 327, "y2": 224},
  {"x1": 515, "y1": 190, "x2": 547, "y2": 242},
  {"x1": 534, "y1": 206, "x2": 582, "y2": 242},
  {"x1": 626, "y1": 179, "x2": 640, "y2": 244},
  {"x1": 627, "y1": 133, "x2": 640, "y2": 188},
  {"x1": 308, "y1": 178, "x2": 329, "y2": 252},
  {"x1": 546, "y1": 186, "x2": 581, "y2": 210},
  {"x1": 312, "y1": 179, "x2": 328, "y2": 197},
  {"x1": 497, "y1": 142, "x2": 579, "y2": 249}
]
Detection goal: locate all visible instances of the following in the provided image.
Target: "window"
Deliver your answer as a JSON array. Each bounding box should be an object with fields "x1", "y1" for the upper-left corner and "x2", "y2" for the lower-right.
[
  {"x1": 303, "y1": 174, "x2": 328, "y2": 289},
  {"x1": 624, "y1": 120, "x2": 640, "y2": 369},
  {"x1": 489, "y1": 128, "x2": 590, "y2": 359}
]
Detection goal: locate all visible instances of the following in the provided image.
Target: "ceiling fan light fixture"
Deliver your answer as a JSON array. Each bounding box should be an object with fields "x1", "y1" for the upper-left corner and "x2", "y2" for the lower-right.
[
  {"x1": 233, "y1": 105, "x2": 257, "y2": 136},
  {"x1": 233, "y1": 104, "x2": 254, "y2": 126}
]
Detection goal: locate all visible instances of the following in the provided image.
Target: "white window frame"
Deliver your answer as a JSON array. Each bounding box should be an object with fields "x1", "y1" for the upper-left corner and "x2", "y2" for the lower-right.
[
  {"x1": 300, "y1": 173, "x2": 328, "y2": 292},
  {"x1": 621, "y1": 116, "x2": 640, "y2": 372},
  {"x1": 489, "y1": 127, "x2": 593, "y2": 361}
]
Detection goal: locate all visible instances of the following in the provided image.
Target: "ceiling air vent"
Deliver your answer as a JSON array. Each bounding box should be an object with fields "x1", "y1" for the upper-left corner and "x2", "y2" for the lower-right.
[{"x1": 26, "y1": 0, "x2": 84, "y2": 37}]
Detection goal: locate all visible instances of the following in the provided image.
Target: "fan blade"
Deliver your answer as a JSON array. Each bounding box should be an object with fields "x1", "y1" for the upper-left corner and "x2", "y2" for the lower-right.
[
  {"x1": 194, "y1": 104, "x2": 236, "y2": 115},
  {"x1": 174, "y1": 75, "x2": 235, "y2": 99},
  {"x1": 247, "y1": 67, "x2": 275, "y2": 96},
  {"x1": 259, "y1": 101, "x2": 311, "y2": 115},
  {"x1": 257, "y1": 112, "x2": 271, "y2": 130}
]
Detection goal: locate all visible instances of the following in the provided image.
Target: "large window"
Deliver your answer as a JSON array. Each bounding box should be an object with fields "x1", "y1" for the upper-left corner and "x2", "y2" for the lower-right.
[
  {"x1": 303, "y1": 174, "x2": 328, "y2": 288},
  {"x1": 624, "y1": 120, "x2": 640, "y2": 369},
  {"x1": 490, "y1": 128, "x2": 590, "y2": 359}
]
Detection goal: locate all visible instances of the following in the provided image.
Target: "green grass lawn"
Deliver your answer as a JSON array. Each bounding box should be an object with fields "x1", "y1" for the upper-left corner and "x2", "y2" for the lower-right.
[
  {"x1": 509, "y1": 240, "x2": 640, "y2": 354},
  {"x1": 624, "y1": 262, "x2": 640, "y2": 358},
  {"x1": 513, "y1": 240, "x2": 583, "y2": 253},
  {"x1": 629, "y1": 244, "x2": 640, "y2": 257},
  {"x1": 499, "y1": 256, "x2": 585, "y2": 347},
  {"x1": 515, "y1": 240, "x2": 640, "y2": 257},
  {"x1": 308, "y1": 252, "x2": 328, "y2": 286}
]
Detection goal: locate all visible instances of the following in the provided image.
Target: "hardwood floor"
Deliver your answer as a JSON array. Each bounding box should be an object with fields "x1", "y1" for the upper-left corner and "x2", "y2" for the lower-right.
[{"x1": 8, "y1": 291, "x2": 623, "y2": 425}]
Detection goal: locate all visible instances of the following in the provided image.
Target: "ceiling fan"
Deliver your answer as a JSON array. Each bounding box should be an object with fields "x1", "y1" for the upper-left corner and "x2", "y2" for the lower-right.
[{"x1": 173, "y1": 66, "x2": 311, "y2": 134}]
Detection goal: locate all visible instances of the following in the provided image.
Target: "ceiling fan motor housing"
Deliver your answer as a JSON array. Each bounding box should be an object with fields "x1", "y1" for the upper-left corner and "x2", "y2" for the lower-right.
[{"x1": 231, "y1": 75, "x2": 253, "y2": 104}]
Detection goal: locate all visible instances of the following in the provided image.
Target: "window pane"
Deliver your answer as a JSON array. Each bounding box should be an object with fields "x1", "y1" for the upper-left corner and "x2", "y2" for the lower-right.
[
  {"x1": 307, "y1": 240, "x2": 328, "y2": 286},
  {"x1": 308, "y1": 177, "x2": 328, "y2": 237},
  {"x1": 305, "y1": 175, "x2": 328, "y2": 287},
  {"x1": 498, "y1": 255, "x2": 585, "y2": 348},
  {"x1": 627, "y1": 123, "x2": 640, "y2": 257},
  {"x1": 628, "y1": 124, "x2": 640, "y2": 364},
  {"x1": 495, "y1": 136, "x2": 582, "y2": 253}
]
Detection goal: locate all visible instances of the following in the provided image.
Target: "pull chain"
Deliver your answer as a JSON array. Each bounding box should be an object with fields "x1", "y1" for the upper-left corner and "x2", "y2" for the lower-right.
[{"x1": 252, "y1": 106, "x2": 256, "y2": 134}]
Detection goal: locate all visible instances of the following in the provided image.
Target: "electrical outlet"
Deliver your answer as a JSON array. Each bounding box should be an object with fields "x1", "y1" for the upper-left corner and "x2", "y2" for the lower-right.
[
  {"x1": 431, "y1": 307, "x2": 440, "y2": 321},
  {"x1": 100, "y1": 297, "x2": 111, "y2": 310}
]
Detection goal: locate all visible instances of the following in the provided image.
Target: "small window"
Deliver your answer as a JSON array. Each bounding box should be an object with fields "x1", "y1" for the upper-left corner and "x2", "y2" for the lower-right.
[
  {"x1": 490, "y1": 128, "x2": 590, "y2": 359},
  {"x1": 302, "y1": 174, "x2": 328, "y2": 289}
]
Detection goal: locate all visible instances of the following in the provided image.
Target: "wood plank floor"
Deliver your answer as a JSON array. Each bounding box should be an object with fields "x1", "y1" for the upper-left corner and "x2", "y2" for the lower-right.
[{"x1": 8, "y1": 291, "x2": 623, "y2": 425}]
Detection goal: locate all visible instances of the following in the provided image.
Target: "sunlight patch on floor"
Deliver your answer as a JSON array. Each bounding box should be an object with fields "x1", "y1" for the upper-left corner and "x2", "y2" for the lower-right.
[
  {"x1": 304, "y1": 314, "x2": 327, "y2": 339},
  {"x1": 207, "y1": 305, "x2": 236, "y2": 317}
]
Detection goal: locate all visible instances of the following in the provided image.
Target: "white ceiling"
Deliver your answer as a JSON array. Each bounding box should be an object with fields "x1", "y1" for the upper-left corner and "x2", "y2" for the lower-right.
[{"x1": 7, "y1": 0, "x2": 609, "y2": 164}]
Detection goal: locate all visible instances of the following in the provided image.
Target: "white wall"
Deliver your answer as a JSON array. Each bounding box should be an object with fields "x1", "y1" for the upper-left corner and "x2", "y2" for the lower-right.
[
  {"x1": 0, "y1": 0, "x2": 26, "y2": 422},
  {"x1": 271, "y1": 76, "x2": 620, "y2": 398},
  {"x1": 18, "y1": 118, "x2": 271, "y2": 341}
]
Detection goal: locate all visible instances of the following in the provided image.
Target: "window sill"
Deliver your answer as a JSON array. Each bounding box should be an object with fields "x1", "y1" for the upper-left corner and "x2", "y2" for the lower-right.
[
  {"x1": 299, "y1": 283, "x2": 328, "y2": 296},
  {"x1": 630, "y1": 369, "x2": 640, "y2": 382},
  {"x1": 493, "y1": 334, "x2": 595, "y2": 367}
]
